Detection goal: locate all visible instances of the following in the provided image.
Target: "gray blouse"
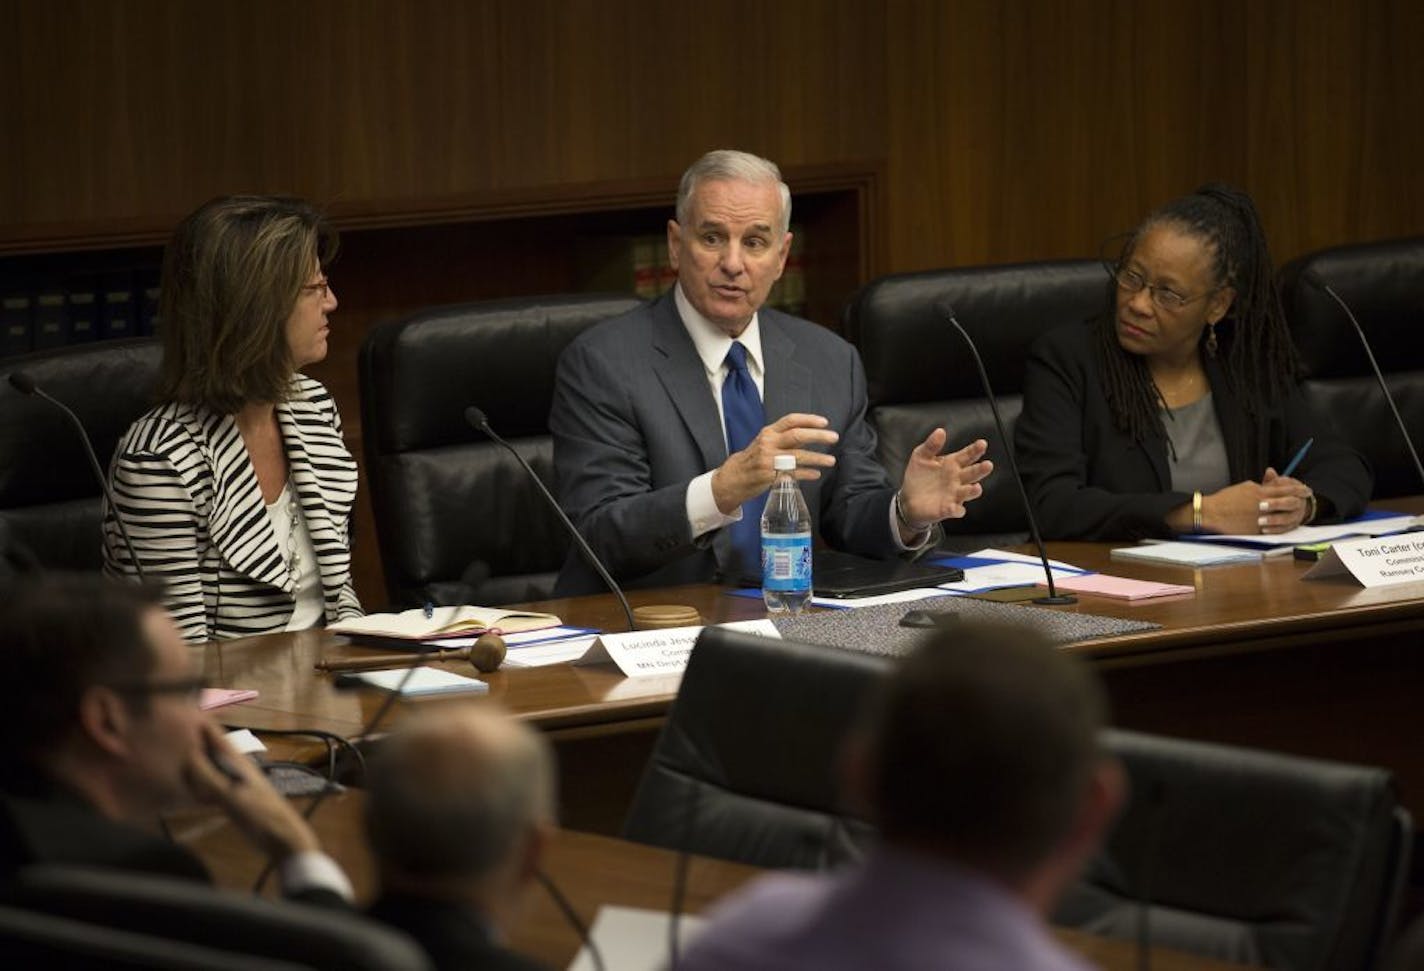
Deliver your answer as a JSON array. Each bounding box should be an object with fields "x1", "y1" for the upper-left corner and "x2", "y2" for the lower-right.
[{"x1": 1164, "y1": 393, "x2": 1231, "y2": 494}]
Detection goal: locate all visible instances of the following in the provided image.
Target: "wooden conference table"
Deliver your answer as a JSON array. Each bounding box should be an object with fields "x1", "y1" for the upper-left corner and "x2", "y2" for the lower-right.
[
  {"x1": 176, "y1": 790, "x2": 1254, "y2": 971},
  {"x1": 202, "y1": 520, "x2": 1424, "y2": 830}
]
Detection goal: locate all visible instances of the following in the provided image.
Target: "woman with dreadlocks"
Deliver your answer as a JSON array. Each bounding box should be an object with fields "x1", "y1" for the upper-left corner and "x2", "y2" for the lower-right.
[{"x1": 1014, "y1": 184, "x2": 1371, "y2": 540}]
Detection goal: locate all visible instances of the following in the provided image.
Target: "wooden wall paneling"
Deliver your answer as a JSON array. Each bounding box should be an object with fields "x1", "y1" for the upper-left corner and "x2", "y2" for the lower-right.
[
  {"x1": 884, "y1": 0, "x2": 1422, "y2": 273},
  {"x1": 1, "y1": 0, "x2": 889, "y2": 250}
]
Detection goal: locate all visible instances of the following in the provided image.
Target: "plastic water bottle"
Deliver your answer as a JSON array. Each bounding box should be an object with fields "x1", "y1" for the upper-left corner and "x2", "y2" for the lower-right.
[{"x1": 762, "y1": 454, "x2": 813, "y2": 614}]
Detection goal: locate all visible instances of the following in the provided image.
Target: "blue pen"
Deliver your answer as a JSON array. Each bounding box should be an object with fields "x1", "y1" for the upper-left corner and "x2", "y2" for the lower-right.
[
  {"x1": 1280, "y1": 438, "x2": 1314, "y2": 478},
  {"x1": 423, "y1": 601, "x2": 435, "y2": 620}
]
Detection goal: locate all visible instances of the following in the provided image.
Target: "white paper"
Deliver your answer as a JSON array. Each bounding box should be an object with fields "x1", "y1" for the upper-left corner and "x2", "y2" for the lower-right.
[
  {"x1": 224, "y1": 728, "x2": 266, "y2": 755},
  {"x1": 501, "y1": 637, "x2": 601, "y2": 668},
  {"x1": 938, "y1": 561, "x2": 1084, "y2": 593},
  {"x1": 348, "y1": 667, "x2": 489, "y2": 696},
  {"x1": 1111, "y1": 542, "x2": 1262, "y2": 567},
  {"x1": 1187, "y1": 514, "x2": 1423, "y2": 549},
  {"x1": 966, "y1": 548, "x2": 1090, "y2": 573},
  {"x1": 567, "y1": 906, "x2": 707, "y2": 971},
  {"x1": 573, "y1": 626, "x2": 704, "y2": 677},
  {"x1": 717, "y1": 618, "x2": 783, "y2": 637},
  {"x1": 809, "y1": 587, "x2": 947, "y2": 608},
  {"x1": 1303, "y1": 534, "x2": 1424, "y2": 587}
]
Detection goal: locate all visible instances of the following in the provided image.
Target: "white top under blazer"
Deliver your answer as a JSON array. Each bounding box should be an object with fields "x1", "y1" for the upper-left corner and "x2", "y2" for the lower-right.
[{"x1": 103, "y1": 374, "x2": 363, "y2": 643}]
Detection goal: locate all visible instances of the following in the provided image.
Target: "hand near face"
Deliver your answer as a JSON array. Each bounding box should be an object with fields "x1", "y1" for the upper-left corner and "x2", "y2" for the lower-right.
[
  {"x1": 710, "y1": 413, "x2": 839, "y2": 514},
  {"x1": 185, "y1": 720, "x2": 320, "y2": 860},
  {"x1": 897, "y1": 431, "x2": 993, "y2": 529}
]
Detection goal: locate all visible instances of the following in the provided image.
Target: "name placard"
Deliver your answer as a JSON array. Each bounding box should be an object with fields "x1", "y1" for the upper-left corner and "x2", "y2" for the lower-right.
[
  {"x1": 573, "y1": 619, "x2": 781, "y2": 678},
  {"x1": 1302, "y1": 535, "x2": 1424, "y2": 588}
]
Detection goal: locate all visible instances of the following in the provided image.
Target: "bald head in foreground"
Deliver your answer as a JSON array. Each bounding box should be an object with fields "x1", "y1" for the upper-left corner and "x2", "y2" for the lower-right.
[
  {"x1": 679, "y1": 620, "x2": 1125, "y2": 971},
  {"x1": 365, "y1": 706, "x2": 556, "y2": 971}
]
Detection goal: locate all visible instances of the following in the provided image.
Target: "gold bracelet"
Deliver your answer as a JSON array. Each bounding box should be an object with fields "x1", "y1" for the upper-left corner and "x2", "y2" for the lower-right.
[
  {"x1": 1192, "y1": 491, "x2": 1204, "y2": 532},
  {"x1": 1304, "y1": 493, "x2": 1318, "y2": 525}
]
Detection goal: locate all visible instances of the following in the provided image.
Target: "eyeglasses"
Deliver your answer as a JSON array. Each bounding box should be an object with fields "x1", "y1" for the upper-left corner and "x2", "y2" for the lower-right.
[
  {"x1": 300, "y1": 277, "x2": 331, "y2": 300},
  {"x1": 107, "y1": 676, "x2": 208, "y2": 702},
  {"x1": 1113, "y1": 266, "x2": 1217, "y2": 312}
]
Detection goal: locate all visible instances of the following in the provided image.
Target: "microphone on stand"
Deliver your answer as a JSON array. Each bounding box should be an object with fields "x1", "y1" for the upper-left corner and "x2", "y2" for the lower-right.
[
  {"x1": 8, "y1": 370, "x2": 146, "y2": 582},
  {"x1": 1301, "y1": 270, "x2": 1424, "y2": 491},
  {"x1": 932, "y1": 300, "x2": 1076, "y2": 605},
  {"x1": 464, "y1": 406, "x2": 638, "y2": 632}
]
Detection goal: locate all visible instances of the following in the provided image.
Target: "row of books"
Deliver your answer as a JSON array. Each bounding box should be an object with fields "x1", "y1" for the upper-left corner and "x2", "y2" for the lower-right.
[
  {"x1": 1, "y1": 272, "x2": 161, "y2": 358},
  {"x1": 577, "y1": 227, "x2": 808, "y2": 316}
]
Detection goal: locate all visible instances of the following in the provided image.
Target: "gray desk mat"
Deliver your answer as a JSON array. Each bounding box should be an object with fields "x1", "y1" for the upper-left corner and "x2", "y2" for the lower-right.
[{"x1": 771, "y1": 595, "x2": 1159, "y2": 658}]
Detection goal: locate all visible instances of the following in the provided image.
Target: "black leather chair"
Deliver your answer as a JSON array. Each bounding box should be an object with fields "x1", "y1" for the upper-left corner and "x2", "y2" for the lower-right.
[
  {"x1": 358, "y1": 293, "x2": 643, "y2": 608},
  {"x1": 1281, "y1": 236, "x2": 1424, "y2": 499},
  {"x1": 846, "y1": 260, "x2": 1111, "y2": 549},
  {"x1": 1388, "y1": 912, "x2": 1424, "y2": 971},
  {"x1": 4, "y1": 864, "x2": 431, "y2": 970},
  {"x1": 0, "y1": 904, "x2": 275, "y2": 969},
  {"x1": 1058, "y1": 730, "x2": 1412, "y2": 971},
  {"x1": 621, "y1": 626, "x2": 886, "y2": 869},
  {"x1": 0, "y1": 339, "x2": 161, "y2": 571}
]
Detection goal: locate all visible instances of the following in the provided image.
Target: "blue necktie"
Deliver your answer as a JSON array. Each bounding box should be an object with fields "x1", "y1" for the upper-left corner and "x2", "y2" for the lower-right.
[{"x1": 722, "y1": 341, "x2": 766, "y2": 579}]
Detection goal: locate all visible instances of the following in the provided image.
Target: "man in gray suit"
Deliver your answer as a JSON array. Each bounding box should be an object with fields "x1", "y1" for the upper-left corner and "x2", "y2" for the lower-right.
[{"x1": 550, "y1": 149, "x2": 992, "y2": 595}]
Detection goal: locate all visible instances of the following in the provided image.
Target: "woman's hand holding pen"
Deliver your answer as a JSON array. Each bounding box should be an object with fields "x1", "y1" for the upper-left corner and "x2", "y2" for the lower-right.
[
  {"x1": 1259, "y1": 468, "x2": 1316, "y2": 532},
  {"x1": 1193, "y1": 474, "x2": 1314, "y2": 535}
]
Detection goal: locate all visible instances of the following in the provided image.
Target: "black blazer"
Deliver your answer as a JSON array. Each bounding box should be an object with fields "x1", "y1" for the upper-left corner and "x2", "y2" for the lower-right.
[
  {"x1": 368, "y1": 893, "x2": 548, "y2": 971},
  {"x1": 0, "y1": 778, "x2": 347, "y2": 908},
  {"x1": 1015, "y1": 320, "x2": 1372, "y2": 541},
  {"x1": 0, "y1": 783, "x2": 209, "y2": 885}
]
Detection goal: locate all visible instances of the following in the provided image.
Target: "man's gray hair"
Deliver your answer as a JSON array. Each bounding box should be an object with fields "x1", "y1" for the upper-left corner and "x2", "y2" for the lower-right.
[
  {"x1": 365, "y1": 708, "x2": 557, "y2": 881},
  {"x1": 676, "y1": 149, "x2": 792, "y2": 236}
]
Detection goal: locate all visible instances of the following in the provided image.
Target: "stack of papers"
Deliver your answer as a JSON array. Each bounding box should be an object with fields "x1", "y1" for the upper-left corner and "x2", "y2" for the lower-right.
[
  {"x1": 1179, "y1": 512, "x2": 1423, "y2": 554},
  {"x1": 726, "y1": 549, "x2": 1099, "y2": 609},
  {"x1": 1110, "y1": 542, "x2": 1261, "y2": 567},
  {"x1": 345, "y1": 667, "x2": 490, "y2": 696},
  {"x1": 928, "y1": 550, "x2": 1092, "y2": 594},
  {"x1": 499, "y1": 626, "x2": 602, "y2": 668}
]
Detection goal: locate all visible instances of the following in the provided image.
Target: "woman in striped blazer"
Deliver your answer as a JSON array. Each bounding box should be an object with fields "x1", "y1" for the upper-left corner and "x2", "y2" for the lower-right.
[{"x1": 103, "y1": 197, "x2": 363, "y2": 643}]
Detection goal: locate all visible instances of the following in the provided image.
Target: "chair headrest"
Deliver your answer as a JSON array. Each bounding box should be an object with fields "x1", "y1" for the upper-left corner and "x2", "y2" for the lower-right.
[
  {"x1": 847, "y1": 260, "x2": 1111, "y2": 406},
  {"x1": 360, "y1": 293, "x2": 643, "y2": 454},
  {"x1": 0, "y1": 339, "x2": 161, "y2": 507},
  {"x1": 1281, "y1": 236, "x2": 1424, "y2": 378}
]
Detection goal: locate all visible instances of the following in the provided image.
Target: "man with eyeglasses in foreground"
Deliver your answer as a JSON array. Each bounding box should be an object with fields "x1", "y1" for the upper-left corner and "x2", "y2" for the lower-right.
[{"x1": 0, "y1": 573, "x2": 352, "y2": 905}]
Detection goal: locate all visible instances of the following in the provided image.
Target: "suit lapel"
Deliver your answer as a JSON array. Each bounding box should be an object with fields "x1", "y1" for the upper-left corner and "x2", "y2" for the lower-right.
[
  {"x1": 278, "y1": 393, "x2": 353, "y2": 605},
  {"x1": 760, "y1": 311, "x2": 811, "y2": 426},
  {"x1": 651, "y1": 295, "x2": 728, "y2": 470},
  {"x1": 203, "y1": 410, "x2": 291, "y2": 592}
]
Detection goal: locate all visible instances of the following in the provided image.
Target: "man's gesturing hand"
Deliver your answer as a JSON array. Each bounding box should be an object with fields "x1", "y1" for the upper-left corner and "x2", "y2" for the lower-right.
[{"x1": 711, "y1": 413, "x2": 839, "y2": 515}]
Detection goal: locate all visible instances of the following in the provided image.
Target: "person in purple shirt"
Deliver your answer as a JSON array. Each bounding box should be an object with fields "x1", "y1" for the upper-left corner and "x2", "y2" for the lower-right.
[{"x1": 678, "y1": 620, "x2": 1126, "y2": 971}]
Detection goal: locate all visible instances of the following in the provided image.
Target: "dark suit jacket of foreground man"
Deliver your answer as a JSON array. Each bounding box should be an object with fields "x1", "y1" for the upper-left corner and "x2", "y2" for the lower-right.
[
  {"x1": 0, "y1": 774, "x2": 350, "y2": 909},
  {"x1": 550, "y1": 292, "x2": 900, "y2": 595}
]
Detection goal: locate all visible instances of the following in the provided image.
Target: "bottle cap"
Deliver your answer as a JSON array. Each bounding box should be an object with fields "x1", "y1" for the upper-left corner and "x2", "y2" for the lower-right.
[{"x1": 773, "y1": 454, "x2": 796, "y2": 471}]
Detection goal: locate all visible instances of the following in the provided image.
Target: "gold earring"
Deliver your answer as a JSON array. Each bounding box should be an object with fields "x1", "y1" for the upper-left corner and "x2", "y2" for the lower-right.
[{"x1": 1205, "y1": 322, "x2": 1219, "y2": 357}]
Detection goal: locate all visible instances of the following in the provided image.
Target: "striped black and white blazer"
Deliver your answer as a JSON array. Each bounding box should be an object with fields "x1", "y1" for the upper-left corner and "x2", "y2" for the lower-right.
[{"x1": 102, "y1": 375, "x2": 363, "y2": 643}]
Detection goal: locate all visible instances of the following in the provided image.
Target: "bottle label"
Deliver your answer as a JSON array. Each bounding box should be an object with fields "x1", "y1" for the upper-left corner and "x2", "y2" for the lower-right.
[{"x1": 762, "y1": 533, "x2": 812, "y2": 591}]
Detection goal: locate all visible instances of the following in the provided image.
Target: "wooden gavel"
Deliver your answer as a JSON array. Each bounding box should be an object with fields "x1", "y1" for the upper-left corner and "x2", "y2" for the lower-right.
[{"x1": 315, "y1": 633, "x2": 507, "y2": 674}]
